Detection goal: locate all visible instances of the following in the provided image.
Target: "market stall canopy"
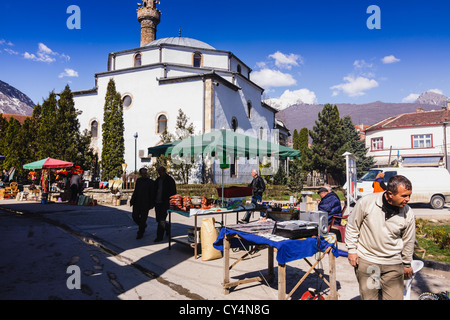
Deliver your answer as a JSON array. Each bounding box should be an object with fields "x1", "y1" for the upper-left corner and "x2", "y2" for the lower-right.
[
  {"x1": 147, "y1": 130, "x2": 301, "y2": 164},
  {"x1": 23, "y1": 158, "x2": 74, "y2": 169}
]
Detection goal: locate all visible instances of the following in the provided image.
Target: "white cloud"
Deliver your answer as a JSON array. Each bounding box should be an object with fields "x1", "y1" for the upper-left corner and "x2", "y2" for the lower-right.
[
  {"x1": 0, "y1": 39, "x2": 14, "y2": 46},
  {"x1": 331, "y1": 76, "x2": 379, "y2": 97},
  {"x1": 402, "y1": 93, "x2": 420, "y2": 103},
  {"x1": 58, "y1": 68, "x2": 79, "y2": 78},
  {"x1": 268, "y1": 51, "x2": 303, "y2": 70},
  {"x1": 381, "y1": 55, "x2": 400, "y2": 64},
  {"x1": 24, "y1": 43, "x2": 70, "y2": 63},
  {"x1": 4, "y1": 48, "x2": 18, "y2": 55},
  {"x1": 252, "y1": 68, "x2": 297, "y2": 88},
  {"x1": 265, "y1": 88, "x2": 318, "y2": 110}
]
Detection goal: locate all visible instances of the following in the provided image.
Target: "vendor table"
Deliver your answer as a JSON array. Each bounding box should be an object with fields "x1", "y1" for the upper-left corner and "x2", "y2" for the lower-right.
[
  {"x1": 167, "y1": 207, "x2": 266, "y2": 259},
  {"x1": 213, "y1": 224, "x2": 339, "y2": 300}
]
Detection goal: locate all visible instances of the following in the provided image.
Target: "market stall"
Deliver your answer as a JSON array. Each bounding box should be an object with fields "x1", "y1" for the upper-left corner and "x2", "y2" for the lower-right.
[
  {"x1": 23, "y1": 158, "x2": 74, "y2": 203},
  {"x1": 214, "y1": 221, "x2": 339, "y2": 300}
]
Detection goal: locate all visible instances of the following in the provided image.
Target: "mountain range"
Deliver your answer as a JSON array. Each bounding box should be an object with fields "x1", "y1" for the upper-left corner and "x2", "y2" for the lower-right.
[
  {"x1": 0, "y1": 80, "x2": 35, "y2": 116},
  {"x1": 275, "y1": 91, "x2": 449, "y2": 133}
]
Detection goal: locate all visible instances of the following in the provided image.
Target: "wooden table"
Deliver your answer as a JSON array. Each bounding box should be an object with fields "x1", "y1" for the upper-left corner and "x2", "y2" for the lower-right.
[
  {"x1": 217, "y1": 228, "x2": 338, "y2": 300},
  {"x1": 167, "y1": 207, "x2": 266, "y2": 259}
]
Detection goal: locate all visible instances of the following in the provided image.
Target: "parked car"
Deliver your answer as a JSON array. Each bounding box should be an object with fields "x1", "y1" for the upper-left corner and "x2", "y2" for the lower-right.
[{"x1": 356, "y1": 167, "x2": 450, "y2": 209}]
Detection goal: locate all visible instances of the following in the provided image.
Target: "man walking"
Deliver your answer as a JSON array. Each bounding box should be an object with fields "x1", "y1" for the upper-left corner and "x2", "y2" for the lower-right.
[
  {"x1": 130, "y1": 168, "x2": 155, "y2": 239},
  {"x1": 345, "y1": 175, "x2": 416, "y2": 300},
  {"x1": 242, "y1": 169, "x2": 266, "y2": 223},
  {"x1": 154, "y1": 166, "x2": 177, "y2": 242}
]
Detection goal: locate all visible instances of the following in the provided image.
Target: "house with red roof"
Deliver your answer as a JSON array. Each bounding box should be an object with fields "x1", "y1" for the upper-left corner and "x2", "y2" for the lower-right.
[{"x1": 365, "y1": 103, "x2": 450, "y2": 168}]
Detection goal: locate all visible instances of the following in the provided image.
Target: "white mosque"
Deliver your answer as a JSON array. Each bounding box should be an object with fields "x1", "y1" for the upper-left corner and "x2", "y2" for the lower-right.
[{"x1": 73, "y1": 0, "x2": 289, "y2": 184}]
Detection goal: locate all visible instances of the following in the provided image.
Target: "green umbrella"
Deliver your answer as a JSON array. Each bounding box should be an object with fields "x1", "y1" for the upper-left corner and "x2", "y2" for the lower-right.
[{"x1": 148, "y1": 130, "x2": 301, "y2": 204}]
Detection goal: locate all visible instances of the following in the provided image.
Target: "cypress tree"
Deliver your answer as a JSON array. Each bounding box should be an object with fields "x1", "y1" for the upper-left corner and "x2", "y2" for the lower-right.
[
  {"x1": 101, "y1": 79, "x2": 125, "y2": 180},
  {"x1": 306, "y1": 104, "x2": 346, "y2": 184},
  {"x1": 37, "y1": 92, "x2": 59, "y2": 159}
]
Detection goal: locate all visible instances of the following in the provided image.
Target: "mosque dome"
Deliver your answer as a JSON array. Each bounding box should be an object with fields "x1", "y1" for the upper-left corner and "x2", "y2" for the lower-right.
[{"x1": 144, "y1": 37, "x2": 216, "y2": 50}]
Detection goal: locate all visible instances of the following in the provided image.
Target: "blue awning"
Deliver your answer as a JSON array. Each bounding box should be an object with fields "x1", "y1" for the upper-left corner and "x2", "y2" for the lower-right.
[{"x1": 402, "y1": 156, "x2": 441, "y2": 166}]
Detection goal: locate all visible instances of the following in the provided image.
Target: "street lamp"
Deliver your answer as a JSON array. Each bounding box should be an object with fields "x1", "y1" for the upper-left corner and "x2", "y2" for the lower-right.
[{"x1": 134, "y1": 132, "x2": 139, "y2": 173}]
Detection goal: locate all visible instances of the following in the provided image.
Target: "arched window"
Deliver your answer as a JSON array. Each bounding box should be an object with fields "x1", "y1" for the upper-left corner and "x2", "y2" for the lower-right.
[
  {"x1": 193, "y1": 52, "x2": 202, "y2": 68},
  {"x1": 231, "y1": 117, "x2": 238, "y2": 132},
  {"x1": 134, "y1": 53, "x2": 142, "y2": 67},
  {"x1": 247, "y1": 101, "x2": 252, "y2": 119},
  {"x1": 157, "y1": 114, "x2": 168, "y2": 134},
  {"x1": 91, "y1": 120, "x2": 98, "y2": 139}
]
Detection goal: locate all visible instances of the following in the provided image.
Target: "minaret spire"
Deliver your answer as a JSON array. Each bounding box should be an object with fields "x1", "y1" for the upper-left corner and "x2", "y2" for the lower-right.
[{"x1": 137, "y1": 0, "x2": 161, "y2": 47}]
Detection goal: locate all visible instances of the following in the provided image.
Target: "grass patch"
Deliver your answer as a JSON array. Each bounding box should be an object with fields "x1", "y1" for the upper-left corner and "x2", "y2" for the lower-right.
[{"x1": 415, "y1": 219, "x2": 450, "y2": 264}]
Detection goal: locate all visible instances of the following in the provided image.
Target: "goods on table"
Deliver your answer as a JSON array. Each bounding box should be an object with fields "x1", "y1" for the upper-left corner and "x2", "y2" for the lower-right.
[{"x1": 169, "y1": 194, "x2": 214, "y2": 212}]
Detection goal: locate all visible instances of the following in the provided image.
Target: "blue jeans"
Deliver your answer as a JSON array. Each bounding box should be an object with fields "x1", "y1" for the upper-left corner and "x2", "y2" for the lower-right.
[{"x1": 243, "y1": 195, "x2": 263, "y2": 221}]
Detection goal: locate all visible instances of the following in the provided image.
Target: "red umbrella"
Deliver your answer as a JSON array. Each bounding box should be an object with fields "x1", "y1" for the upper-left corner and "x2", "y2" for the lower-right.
[{"x1": 23, "y1": 158, "x2": 74, "y2": 169}]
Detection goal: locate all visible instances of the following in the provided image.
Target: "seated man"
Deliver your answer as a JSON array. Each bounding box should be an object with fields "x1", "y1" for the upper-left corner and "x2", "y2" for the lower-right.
[{"x1": 317, "y1": 187, "x2": 342, "y2": 225}]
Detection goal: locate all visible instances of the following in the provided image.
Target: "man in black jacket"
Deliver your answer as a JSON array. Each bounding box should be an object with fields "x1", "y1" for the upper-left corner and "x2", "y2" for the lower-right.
[
  {"x1": 130, "y1": 168, "x2": 155, "y2": 239},
  {"x1": 242, "y1": 169, "x2": 266, "y2": 223},
  {"x1": 154, "y1": 166, "x2": 177, "y2": 242}
]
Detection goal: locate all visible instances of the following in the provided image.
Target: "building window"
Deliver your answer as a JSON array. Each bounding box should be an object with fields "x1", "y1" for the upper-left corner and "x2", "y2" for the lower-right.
[
  {"x1": 134, "y1": 53, "x2": 142, "y2": 67},
  {"x1": 237, "y1": 64, "x2": 242, "y2": 74},
  {"x1": 90, "y1": 120, "x2": 98, "y2": 139},
  {"x1": 247, "y1": 101, "x2": 252, "y2": 119},
  {"x1": 193, "y1": 52, "x2": 202, "y2": 68},
  {"x1": 371, "y1": 137, "x2": 383, "y2": 151},
  {"x1": 122, "y1": 94, "x2": 133, "y2": 109},
  {"x1": 157, "y1": 114, "x2": 168, "y2": 134},
  {"x1": 412, "y1": 134, "x2": 432, "y2": 148}
]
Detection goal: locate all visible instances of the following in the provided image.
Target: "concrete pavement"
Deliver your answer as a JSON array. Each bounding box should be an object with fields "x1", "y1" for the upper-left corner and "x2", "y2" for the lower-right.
[{"x1": 0, "y1": 198, "x2": 449, "y2": 301}]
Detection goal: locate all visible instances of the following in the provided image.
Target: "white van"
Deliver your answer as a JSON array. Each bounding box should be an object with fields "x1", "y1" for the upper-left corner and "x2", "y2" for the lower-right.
[{"x1": 356, "y1": 167, "x2": 450, "y2": 209}]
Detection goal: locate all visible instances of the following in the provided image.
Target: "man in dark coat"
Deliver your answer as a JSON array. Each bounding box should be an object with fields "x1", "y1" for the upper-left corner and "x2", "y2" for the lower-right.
[
  {"x1": 69, "y1": 173, "x2": 82, "y2": 204},
  {"x1": 130, "y1": 168, "x2": 155, "y2": 239},
  {"x1": 154, "y1": 166, "x2": 177, "y2": 242},
  {"x1": 242, "y1": 169, "x2": 266, "y2": 223},
  {"x1": 318, "y1": 187, "x2": 342, "y2": 225}
]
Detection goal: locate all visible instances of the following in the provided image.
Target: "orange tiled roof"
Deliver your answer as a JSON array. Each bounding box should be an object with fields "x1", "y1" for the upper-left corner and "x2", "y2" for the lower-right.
[
  {"x1": 365, "y1": 109, "x2": 450, "y2": 133},
  {"x1": 1, "y1": 113, "x2": 31, "y2": 125}
]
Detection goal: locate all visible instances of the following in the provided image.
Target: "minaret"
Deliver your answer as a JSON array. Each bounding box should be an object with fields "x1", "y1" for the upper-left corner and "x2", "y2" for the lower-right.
[{"x1": 137, "y1": 0, "x2": 161, "y2": 47}]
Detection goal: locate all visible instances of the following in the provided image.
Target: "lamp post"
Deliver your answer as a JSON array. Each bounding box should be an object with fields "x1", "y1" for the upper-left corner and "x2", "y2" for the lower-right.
[{"x1": 134, "y1": 132, "x2": 139, "y2": 173}]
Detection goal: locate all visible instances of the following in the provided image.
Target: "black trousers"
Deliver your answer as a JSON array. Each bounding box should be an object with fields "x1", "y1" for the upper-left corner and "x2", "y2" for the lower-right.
[
  {"x1": 70, "y1": 185, "x2": 79, "y2": 202},
  {"x1": 155, "y1": 203, "x2": 170, "y2": 239},
  {"x1": 132, "y1": 206, "x2": 150, "y2": 234}
]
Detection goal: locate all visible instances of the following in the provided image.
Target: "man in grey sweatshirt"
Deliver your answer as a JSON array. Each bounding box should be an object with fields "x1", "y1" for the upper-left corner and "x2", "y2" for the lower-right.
[{"x1": 345, "y1": 175, "x2": 415, "y2": 300}]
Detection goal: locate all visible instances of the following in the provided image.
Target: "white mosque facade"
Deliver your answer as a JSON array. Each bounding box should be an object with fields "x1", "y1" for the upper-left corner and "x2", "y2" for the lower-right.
[{"x1": 73, "y1": 1, "x2": 286, "y2": 184}]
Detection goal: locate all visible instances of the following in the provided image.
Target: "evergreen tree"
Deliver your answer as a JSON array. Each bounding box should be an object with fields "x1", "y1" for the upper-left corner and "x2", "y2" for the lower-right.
[
  {"x1": 304, "y1": 104, "x2": 346, "y2": 184},
  {"x1": 342, "y1": 115, "x2": 375, "y2": 178},
  {"x1": 101, "y1": 79, "x2": 125, "y2": 180},
  {"x1": 273, "y1": 164, "x2": 287, "y2": 185},
  {"x1": 37, "y1": 92, "x2": 59, "y2": 158},
  {"x1": 56, "y1": 85, "x2": 81, "y2": 161},
  {"x1": 0, "y1": 114, "x2": 9, "y2": 155},
  {"x1": 2, "y1": 117, "x2": 22, "y2": 176},
  {"x1": 292, "y1": 129, "x2": 299, "y2": 150},
  {"x1": 298, "y1": 127, "x2": 309, "y2": 152},
  {"x1": 287, "y1": 159, "x2": 303, "y2": 197}
]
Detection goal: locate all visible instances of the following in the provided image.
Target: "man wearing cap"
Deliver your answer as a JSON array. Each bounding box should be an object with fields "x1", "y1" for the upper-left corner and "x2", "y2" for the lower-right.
[{"x1": 317, "y1": 186, "x2": 342, "y2": 225}]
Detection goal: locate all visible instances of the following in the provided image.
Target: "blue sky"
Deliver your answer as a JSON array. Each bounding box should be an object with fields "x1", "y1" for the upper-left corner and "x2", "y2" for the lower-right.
[{"x1": 1, "y1": 0, "x2": 449, "y2": 107}]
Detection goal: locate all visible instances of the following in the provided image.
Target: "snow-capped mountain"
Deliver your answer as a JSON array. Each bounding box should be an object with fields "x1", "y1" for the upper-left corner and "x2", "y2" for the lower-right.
[{"x1": 0, "y1": 80, "x2": 35, "y2": 115}]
